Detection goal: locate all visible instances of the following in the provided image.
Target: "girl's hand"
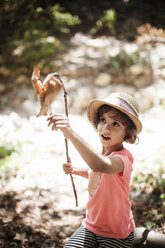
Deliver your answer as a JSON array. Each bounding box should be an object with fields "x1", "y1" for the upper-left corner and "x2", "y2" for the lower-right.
[
  {"x1": 47, "y1": 114, "x2": 72, "y2": 138},
  {"x1": 63, "y1": 157, "x2": 74, "y2": 175}
]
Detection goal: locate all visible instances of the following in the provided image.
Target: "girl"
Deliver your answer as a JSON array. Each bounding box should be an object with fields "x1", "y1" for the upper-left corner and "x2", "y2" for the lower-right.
[{"x1": 47, "y1": 92, "x2": 142, "y2": 248}]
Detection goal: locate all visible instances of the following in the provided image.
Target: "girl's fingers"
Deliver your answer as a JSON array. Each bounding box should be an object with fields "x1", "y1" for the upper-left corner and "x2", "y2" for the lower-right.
[
  {"x1": 47, "y1": 114, "x2": 66, "y2": 121},
  {"x1": 47, "y1": 115, "x2": 68, "y2": 131},
  {"x1": 47, "y1": 114, "x2": 70, "y2": 135},
  {"x1": 47, "y1": 119, "x2": 54, "y2": 127},
  {"x1": 47, "y1": 116, "x2": 54, "y2": 121},
  {"x1": 47, "y1": 115, "x2": 68, "y2": 126},
  {"x1": 63, "y1": 163, "x2": 73, "y2": 174},
  {"x1": 51, "y1": 124, "x2": 57, "y2": 131},
  {"x1": 63, "y1": 163, "x2": 71, "y2": 169}
]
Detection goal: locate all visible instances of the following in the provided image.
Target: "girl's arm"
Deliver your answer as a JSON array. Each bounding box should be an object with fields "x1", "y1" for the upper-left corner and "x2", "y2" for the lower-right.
[
  {"x1": 47, "y1": 114, "x2": 124, "y2": 174},
  {"x1": 63, "y1": 158, "x2": 89, "y2": 179}
]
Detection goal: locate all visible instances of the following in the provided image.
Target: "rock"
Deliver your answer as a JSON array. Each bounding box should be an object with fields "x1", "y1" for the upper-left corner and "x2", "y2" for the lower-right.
[
  {"x1": 15, "y1": 75, "x2": 29, "y2": 85},
  {"x1": 136, "y1": 86, "x2": 156, "y2": 111},
  {"x1": 146, "y1": 231, "x2": 165, "y2": 247},
  {"x1": 133, "y1": 228, "x2": 165, "y2": 247},
  {"x1": 62, "y1": 64, "x2": 93, "y2": 78},
  {"x1": 14, "y1": 100, "x2": 40, "y2": 117},
  {"x1": 0, "y1": 67, "x2": 10, "y2": 77},
  {"x1": 9, "y1": 112, "x2": 24, "y2": 128},
  {"x1": 129, "y1": 65, "x2": 145, "y2": 76},
  {"x1": 134, "y1": 78, "x2": 152, "y2": 89},
  {"x1": 94, "y1": 73, "x2": 112, "y2": 87},
  {"x1": 17, "y1": 88, "x2": 35, "y2": 101},
  {"x1": 157, "y1": 82, "x2": 165, "y2": 104},
  {"x1": 160, "y1": 68, "x2": 165, "y2": 79},
  {"x1": 133, "y1": 227, "x2": 148, "y2": 244},
  {"x1": 0, "y1": 83, "x2": 6, "y2": 93},
  {"x1": 95, "y1": 85, "x2": 113, "y2": 99},
  {"x1": 72, "y1": 86, "x2": 94, "y2": 111},
  {"x1": 113, "y1": 84, "x2": 135, "y2": 95}
]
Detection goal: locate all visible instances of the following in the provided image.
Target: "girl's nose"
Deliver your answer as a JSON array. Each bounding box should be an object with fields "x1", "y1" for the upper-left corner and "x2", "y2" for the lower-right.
[{"x1": 103, "y1": 122, "x2": 110, "y2": 131}]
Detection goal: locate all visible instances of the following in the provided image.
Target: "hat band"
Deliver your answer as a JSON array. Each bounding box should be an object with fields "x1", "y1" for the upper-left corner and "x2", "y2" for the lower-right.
[{"x1": 109, "y1": 97, "x2": 138, "y2": 118}]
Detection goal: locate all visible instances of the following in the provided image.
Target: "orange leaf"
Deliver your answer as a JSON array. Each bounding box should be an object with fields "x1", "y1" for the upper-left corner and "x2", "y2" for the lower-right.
[{"x1": 31, "y1": 67, "x2": 45, "y2": 97}]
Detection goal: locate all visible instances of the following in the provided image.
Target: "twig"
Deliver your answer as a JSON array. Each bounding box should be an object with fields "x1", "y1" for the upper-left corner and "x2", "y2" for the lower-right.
[
  {"x1": 32, "y1": 67, "x2": 78, "y2": 206},
  {"x1": 58, "y1": 77, "x2": 78, "y2": 207}
]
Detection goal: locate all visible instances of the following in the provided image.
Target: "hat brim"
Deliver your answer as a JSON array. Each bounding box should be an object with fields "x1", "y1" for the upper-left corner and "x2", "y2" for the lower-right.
[{"x1": 87, "y1": 99, "x2": 142, "y2": 134}]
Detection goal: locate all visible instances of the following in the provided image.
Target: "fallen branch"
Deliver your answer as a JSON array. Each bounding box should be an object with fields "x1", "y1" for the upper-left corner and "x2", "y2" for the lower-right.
[
  {"x1": 31, "y1": 67, "x2": 78, "y2": 207},
  {"x1": 58, "y1": 75, "x2": 78, "y2": 207}
]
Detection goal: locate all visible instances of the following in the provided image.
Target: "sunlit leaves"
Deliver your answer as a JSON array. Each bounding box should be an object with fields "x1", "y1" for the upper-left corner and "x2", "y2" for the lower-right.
[
  {"x1": 0, "y1": 2, "x2": 81, "y2": 67},
  {"x1": 91, "y1": 8, "x2": 116, "y2": 35},
  {"x1": 131, "y1": 147, "x2": 165, "y2": 232},
  {"x1": 0, "y1": 145, "x2": 14, "y2": 159},
  {"x1": 51, "y1": 4, "x2": 80, "y2": 34},
  {"x1": 145, "y1": 221, "x2": 156, "y2": 230},
  {"x1": 107, "y1": 49, "x2": 151, "y2": 70}
]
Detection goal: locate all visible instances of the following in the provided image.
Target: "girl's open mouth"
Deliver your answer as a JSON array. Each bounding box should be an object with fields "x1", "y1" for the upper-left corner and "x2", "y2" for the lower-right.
[{"x1": 101, "y1": 135, "x2": 110, "y2": 140}]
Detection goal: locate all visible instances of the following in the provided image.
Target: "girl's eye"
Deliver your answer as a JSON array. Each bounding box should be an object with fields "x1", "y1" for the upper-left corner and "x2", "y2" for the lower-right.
[
  {"x1": 113, "y1": 121, "x2": 120, "y2": 127},
  {"x1": 100, "y1": 117, "x2": 106, "y2": 123}
]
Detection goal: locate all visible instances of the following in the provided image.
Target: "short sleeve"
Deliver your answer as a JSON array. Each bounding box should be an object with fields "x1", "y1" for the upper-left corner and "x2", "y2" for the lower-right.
[{"x1": 109, "y1": 149, "x2": 134, "y2": 178}]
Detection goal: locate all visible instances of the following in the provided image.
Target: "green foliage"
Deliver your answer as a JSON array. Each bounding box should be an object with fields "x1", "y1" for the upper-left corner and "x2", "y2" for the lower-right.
[
  {"x1": 132, "y1": 148, "x2": 165, "y2": 231},
  {"x1": 0, "y1": 1, "x2": 80, "y2": 68},
  {"x1": 160, "y1": 100, "x2": 165, "y2": 109},
  {"x1": 105, "y1": 48, "x2": 152, "y2": 85},
  {"x1": 18, "y1": 36, "x2": 61, "y2": 65},
  {"x1": 133, "y1": 167, "x2": 165, "y2": 204},
  {"x1": 107, "y1": 49, "x2": 151, "y2": 70},
  {"x1": 51, "y1": 4, "x2": 80, "y2": 34},
  {"x1": 96, "y1": 9, "x2": 116, "y2": 30},
  {"x1": 0, "y1": 145, "x2": 15, "y2": 159},
  {"x1": 0, "y1": 144, "x2": 16, "y2": 178},
  {"x1": 91, "y1": 8, "x2": 116, "y2": 35},
  {"x1": 145, "y1": 221, "x2": 156, "y2": 230},
  {"x1": 0, "y1": 138, "x2": 37, "y2": 178}
]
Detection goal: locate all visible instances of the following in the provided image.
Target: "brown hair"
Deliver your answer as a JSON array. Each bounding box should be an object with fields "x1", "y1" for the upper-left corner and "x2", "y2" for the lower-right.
[{"x1": 94, "y1": 104, "x2": 138, "y2": 144}]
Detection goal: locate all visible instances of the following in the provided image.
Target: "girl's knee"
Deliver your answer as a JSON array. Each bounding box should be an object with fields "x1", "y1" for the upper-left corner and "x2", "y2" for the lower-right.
[{"x1": 64, "y1": 226, "x2": 97, "y2": 248}]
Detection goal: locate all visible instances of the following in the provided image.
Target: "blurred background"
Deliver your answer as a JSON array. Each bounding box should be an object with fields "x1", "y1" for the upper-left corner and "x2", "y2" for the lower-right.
[{"x1": 0, "y1": 0, "x2": 165, "y2": 247}]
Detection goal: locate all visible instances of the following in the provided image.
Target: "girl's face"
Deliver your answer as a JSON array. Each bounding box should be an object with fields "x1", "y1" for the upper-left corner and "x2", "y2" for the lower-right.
[{"x1": 97, "y1": 109, "x2": 126, "y2": 155}]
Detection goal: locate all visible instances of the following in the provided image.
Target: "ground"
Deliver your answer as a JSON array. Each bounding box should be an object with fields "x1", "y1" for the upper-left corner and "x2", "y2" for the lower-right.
[{"x1": 0, "y1": 107, "x2": 165, "y2": 247}]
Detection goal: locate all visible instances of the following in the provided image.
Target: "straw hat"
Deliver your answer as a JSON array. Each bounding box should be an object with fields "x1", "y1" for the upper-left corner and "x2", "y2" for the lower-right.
[{"x1": 87, "y1": 92, "x2": 142, "y2": 133}]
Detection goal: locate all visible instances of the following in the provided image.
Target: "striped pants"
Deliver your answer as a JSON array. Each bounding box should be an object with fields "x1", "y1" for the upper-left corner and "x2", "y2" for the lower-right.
[{"x1": 64, "y1": 226, "x2": 134, "y2": 248}]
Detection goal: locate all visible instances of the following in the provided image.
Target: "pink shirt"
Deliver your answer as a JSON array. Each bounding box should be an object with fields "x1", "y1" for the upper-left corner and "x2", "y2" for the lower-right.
[{"x1": 83, "y1": 148, "x2": 135, "y2": 239}]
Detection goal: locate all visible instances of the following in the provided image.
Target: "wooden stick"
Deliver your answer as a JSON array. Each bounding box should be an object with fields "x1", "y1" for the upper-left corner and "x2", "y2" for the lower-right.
[
  {"x1": 32, "y1": 68, "x2": 78, "y2": 206},
  {"x1": 59, "y1": 77, "x2": 78, "y2": 207}
]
